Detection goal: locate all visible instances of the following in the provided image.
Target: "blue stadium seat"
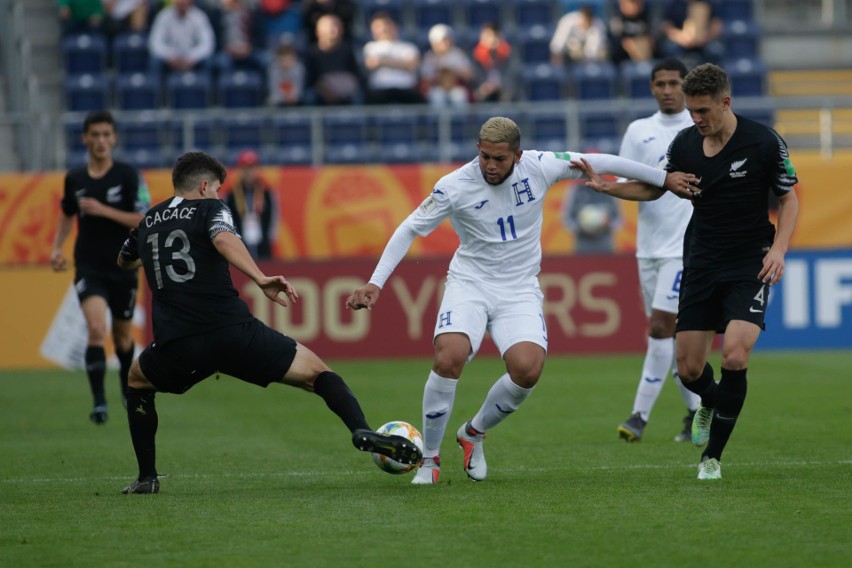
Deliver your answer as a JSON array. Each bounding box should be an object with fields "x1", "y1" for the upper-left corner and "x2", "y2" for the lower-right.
[
  {"x1": 412, "y1": 0, "x2": 455, "y2": 31},
  {"x1": 112, "y1": 32, "x2": 149, "y2": 74},
  {"x1": 65, "y1": 121, "x2": 85, "y2": 153},
  {"x1": 718, "y1": 0, "x2": 754, "y2": 22},
  {"x1": 66, "y1": 151, "x2": 90, "y2": 169},
  {"x1": 170, "y1": 116, "x2": 217, "y2": 153},
  {"x1": 725, "y1": 57, "x2": 767, "y2": 96},
  {"x1": 324, "y1": 115, "x2": 370, "y2": 163},
  {"x1": 221, "y1": 114, "x2": 265, "y2": 150},
  {"x1": 579, "y1": 109, "x2": 621, "y2": 139},
  {"x1": 166, "y1": 71, "x2": 213, "y2": 109},
  {"x1": 217, "y1": 70, "x2": 265, "y2": 108},
  {"x1": 462, "y1": 0, "x2": 504, "y2": 29},
  {"x1": 118, "y1": 148, "x2": 168, "y2": 169},
  {"x1": 522, "y1": 64, "x2": 566, "y2": 101},
  {"x1": 115, "y1": 73, "x2": 160, "y2": 110},
  {"x1": 118, "y1": 114, "x2": 163, "y2": 151},
  {"x1": 621, "y1": 60, "x2": 656, "y2": 99},
  {"x1": 738, "y1": 108, "x2": 775, "y2": 128},
  {"x1": 579, "y1": 136, "x2": 621, "y2": 155},
  {"x1": 372, "y1": 113, "x2": 420, "y2": 163},
  {"x1": 272, "y1": 114, "x2": 312, "y2": 148},
  {"x1": 527, "y1": 112, "x2": 569, "y2": 149},
  {"x1": 558, "y1": 0, "x2": 604, "y2": 17},
  {"x1": 261, "y1": 144, "x2": 312, "y2": 165},
  {"x1": 570, "y1": 61, "x2": 617, "y2": 100},
  {"x1": 512, "y1": 0, "x2": 555, "y2": 27},
  {"x1": 62, "y1": 33, "x2": 108, "y2": 75},
  {"x1": 724, "y1": 19, "x2": 760, "y2": 59},
  {"x1": 63, "y1": 73, "x2": 109, "y2": 111},
  {"x1": 517, "y1": 25, "x2": 553, "y2": 65}
]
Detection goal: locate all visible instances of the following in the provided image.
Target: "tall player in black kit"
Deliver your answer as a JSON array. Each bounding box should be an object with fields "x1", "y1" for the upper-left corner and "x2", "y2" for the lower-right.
[
  {"x1": 117, "y1": 152, "x2": 421, "y2": 494},
  {"x1": 51, "y1": 110, "x2": 150, "y2": 425},
  {"x1": 573, "y1": 64, "x2": 799, "y2": 480}
]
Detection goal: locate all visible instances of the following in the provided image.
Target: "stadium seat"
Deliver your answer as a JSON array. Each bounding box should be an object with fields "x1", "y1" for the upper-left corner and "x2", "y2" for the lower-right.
[
  {"x1": 621, "y1": 60, "x2": 656, "y2": 99},
  {"x1": 522, "y1": 64, "x2": 566, "y2": 101},
  {"x1": 412, "y1": 0, "x2": 455, "y2": 31},
  {"x1": 64, "y1": 121, "x2": 85, "y2": 152},
  {"x1": 558, "y1": 0, "x2": 604, "y2": 17},
  {"x1": 323, "y1": 114, "x2": 370, "y2": 164},
  {"x1": 512, "y1": 0, "x2": 555, "y2": 27},
  {"x1": 527, "y1": 112, "x2": 569, "y2": 149},
  {"x1": 725, "y1": 57, "x2": 767, "y2": 96},
  {"x1": 115, "y1": 72, "x2": 160, "y2": 110},
  {"x1": 724, "y1": 19, "x2": 760, "y2": 59},
  {"x1": 118, "y1": 114, "x2": 163, "y2": 151},
  {"x1": 117, "y1": 148, "x2": 168, "y2": 169},
  {"x1": 517, "y1": 25, "x2": 553, "y2": 65},
  {"x1": 461, "y1": 0, "x2": 504, "y2": 29},
  {"x1": 579, "y1": 136, "x2": 620, "y2": 155},
  {"x1": 272, "y1": 114, "x2": 312, "y2": 148},
  {"x1": 261, "y1": 144, "x2": 312, "y2": 165},
  {"x1": 112, "y1": 32, "x2": 149, "y2": 74},
  {"x1": 579, "y1": 109, "x2": 621, "y2": 139},
  {"x1": 738, "y1": 108, "x2": 775, "y2": 128},
  {"x1": 62, "y1": 33, "x2": 108, "y2": 75},
  {"x1": 170, "y1": 116, "x2": 217, "y2": 153},
  {"x1": 718, "y1": 0, "x2": 754, "y2": 22},
  {"x1": 166, "y1": 71, "x2": 213, "y2": 109},
  {"x1": 570, "y1": 61, "x2": 617, "y2": 100},
  {"x1": 63, "y1": 73, "x2": 109, "y2": 111},
  {"x1": 372, "y1": 113, "x2": 420, "y2": 163},
  {"x1": 221, "y1": 114, "x2": 265, "y2": 150},
  {"x1": 217, "y1": 70, "x2": 265, "y2": 108},
  {"x1": 65, "y1": 150, "x2": 90, "y2": 169}
]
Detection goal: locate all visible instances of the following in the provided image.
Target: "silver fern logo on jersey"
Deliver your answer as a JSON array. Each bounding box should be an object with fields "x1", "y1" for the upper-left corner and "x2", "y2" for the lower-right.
[{"x1": 729, "y1": 158, "x2": 748, "y2": 178}]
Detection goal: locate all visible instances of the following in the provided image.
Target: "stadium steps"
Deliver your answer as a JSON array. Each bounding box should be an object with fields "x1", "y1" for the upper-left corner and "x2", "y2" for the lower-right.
[{"x1": 769, "y1": 70, "x2": 852, "y2": 147}]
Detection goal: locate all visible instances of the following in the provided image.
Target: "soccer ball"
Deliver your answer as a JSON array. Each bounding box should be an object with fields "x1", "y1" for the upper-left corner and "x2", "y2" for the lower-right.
[
  {"x1": 577, "y1": 203, "x2": 609, "y2": 235},
  {"x1": 371, "y1": 421, "x2": 424, "y2": 475}
]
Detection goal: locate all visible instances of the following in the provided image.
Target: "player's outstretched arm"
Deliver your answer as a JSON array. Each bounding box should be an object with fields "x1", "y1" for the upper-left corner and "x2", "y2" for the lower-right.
[
  {"x1": 572, "y1": 157, "x2": 663, "y2": 201},
  {"x1": 213, "y1": 231, "x2": 298, "y2": 307}
]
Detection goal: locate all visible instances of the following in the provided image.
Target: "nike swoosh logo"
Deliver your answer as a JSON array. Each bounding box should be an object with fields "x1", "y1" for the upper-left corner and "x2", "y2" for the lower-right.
[
  {"x1": 495, "y1": 403, "x2": 514, "y2": 415},
  {"x1": 749, "y1": 307, "x2": 763, "y2": 313},
  {"x1": 666, "y1": 294, "x2": 678, "y2": 300},
  {"x1": 643, "y1": 377, "x2": 663, "y2": 383},
  {"x1": 426, "y1": 411, "x2": 447, "y2": 419}
]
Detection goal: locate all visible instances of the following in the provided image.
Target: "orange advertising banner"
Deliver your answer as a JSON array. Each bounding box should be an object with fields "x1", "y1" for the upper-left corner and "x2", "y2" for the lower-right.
[{"x1": 1, "y1": 149, "x2": 848, "y2": 266}]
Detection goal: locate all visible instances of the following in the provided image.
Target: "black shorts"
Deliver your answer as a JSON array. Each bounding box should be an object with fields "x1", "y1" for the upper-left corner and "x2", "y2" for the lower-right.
[
  {"x1": 676, "y1": 266, "x2": 769, "y2": 333},
  {"x1": 138, "y1": 319, "x2": 298, "y2": 394},
  {"x1": 75, "y1": 271, "x2": 138, "y2": 321}
]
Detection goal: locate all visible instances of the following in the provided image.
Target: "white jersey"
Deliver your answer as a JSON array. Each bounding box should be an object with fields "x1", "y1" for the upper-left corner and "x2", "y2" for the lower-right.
[
  {"x1": 619, "y1": 109, "x2": 694, "y2": 259},
  {"x1": 368, "y1": 150, "x2": 666, "y2": 289}
]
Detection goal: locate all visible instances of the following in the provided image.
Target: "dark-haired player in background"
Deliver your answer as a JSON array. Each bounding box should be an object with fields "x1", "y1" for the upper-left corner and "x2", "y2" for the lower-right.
[
  {"x1": 575, "y1": 63, "x2": 799, "y2": 480},
  {"x1": 51, "y1": 110, "x2": 150, "y2": 425},
  {"x1": 117, "y1": 151, "x2": 421, "y2": 494}
]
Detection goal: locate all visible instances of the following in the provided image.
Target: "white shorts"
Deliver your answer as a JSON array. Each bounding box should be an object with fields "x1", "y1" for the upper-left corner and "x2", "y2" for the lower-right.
[
  {"x1": 433, "y1": 276, "x2": 548, "y2": 361},
  {"x1": 637, "y1": 257, "x2": 683, "y2": 316}
]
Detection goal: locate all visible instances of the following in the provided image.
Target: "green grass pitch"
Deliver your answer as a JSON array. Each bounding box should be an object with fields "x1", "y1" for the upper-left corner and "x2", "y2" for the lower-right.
[{"x1": 1, "y1": 351, "x2": 850, "y2": 567}]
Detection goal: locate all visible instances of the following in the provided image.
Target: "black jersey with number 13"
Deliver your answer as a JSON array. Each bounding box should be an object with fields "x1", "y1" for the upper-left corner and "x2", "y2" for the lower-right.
[
  {"x1": 123, "y1": 197, "x2": 253, "y2": 344},
  {"x1": 665, "y1": 115, "x2": 798, "y2": 272}
]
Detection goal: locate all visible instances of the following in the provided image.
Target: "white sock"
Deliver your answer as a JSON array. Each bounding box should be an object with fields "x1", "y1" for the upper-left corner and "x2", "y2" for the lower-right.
[
  {"x1": 674, "y1": 364, "x2": 700, "y2": 412},
  {"x1": 471, "y1": 373, "x2": 533, "y2": 432},
  {"x1": 632, "y1": 337, "x2": 674, "y2": 422},
  {"x1": 421, "y1": 371, "x2": 458, "y2": 458}
]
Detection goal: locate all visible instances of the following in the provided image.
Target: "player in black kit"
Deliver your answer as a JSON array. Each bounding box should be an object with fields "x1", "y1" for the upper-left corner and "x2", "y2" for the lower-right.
[
  {"x1": 51, "y1": 110, "x2": 150, "y2": 425},
  {"x1": 117, "y1": 152, "x2": 421, "y2": 494},
  {"x1": 572, "y1": 63, "x2": 799, "y2": 480}
]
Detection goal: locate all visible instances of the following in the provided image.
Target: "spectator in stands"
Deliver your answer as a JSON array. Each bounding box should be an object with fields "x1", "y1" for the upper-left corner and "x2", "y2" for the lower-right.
[
  {"x1": 472, "y1": 22, "x2": 514, "y2": 103},
  {"x1": 562, "y1": 179, "x2": 622, "y2": 254},
  {"x1": 148, "y1": 0, "x2": 216, "y2": 76},
  {"x1": 225, "y1": 149, "x2": 279, "y2": 260},
  {"x1": 363, "y1": 11, "x2": 423, "y2": 105},
  {"x1": 658, "y1": 0, "x2": 724, "y2": 65},
  {"x1": 59, "y1": 0, "x2": 106, "y2": 36},
  {"x1": 550, "y1": 4, "x2": 609, "y2": 66},
  {"x1": 301, "y1": 0, "x2": 355, "y2": 45},
  {"x1": 214, "y1": 0, "x2": 267, "y2": 74},
  {"x1": 421, "y1": 24, "x2": 474, "y2": 104},
  {"x1": 304, "y1": 14, "x2": 363, "y2": 106},
  {"x1": 103, "y1": 0, "x2": 148, "y2": 36},
  {"x1": 259, "y1": 0, "x2": 302, "y2": 42},
  {"x1": 267, "y1": 40, "x2": 305, "y2": 106},
  {"x1": 608, "y1": 0, "x2": 654, "y2": 65}
]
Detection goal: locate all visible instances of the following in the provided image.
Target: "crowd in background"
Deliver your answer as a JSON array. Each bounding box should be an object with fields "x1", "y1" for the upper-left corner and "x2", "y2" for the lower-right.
[{"x1": 58, "y1": 0, "x2": 734, "y2": 110}]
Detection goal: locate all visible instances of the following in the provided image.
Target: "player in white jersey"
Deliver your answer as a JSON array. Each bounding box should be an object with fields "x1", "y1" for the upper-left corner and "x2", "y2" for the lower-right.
[
  {"x1": 615, "y1": 58, "x2": 701, "y2": 443},
  {"x1": 346, "y1": 117, "x2": 694, "y2": 484}
]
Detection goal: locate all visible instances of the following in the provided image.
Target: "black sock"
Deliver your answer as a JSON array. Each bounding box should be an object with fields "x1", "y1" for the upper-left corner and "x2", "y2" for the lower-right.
[
  {"x1": 313, "y1": 371, "x2": 370, "y2": 433},
  {"x1": 115, "y1": 346, "x2": 135, "y2": 399},
  {"x1": 703, "y1": 368, "x2": 748, "y2": 461},
  {"x1": 682, "y1": 362, "x2": 717, "y2": 408},
  {"x1": 126, "y1": 387, "x2": 158, "y2": 480},
  {"x1": 85, "y1": 346, "x2": 107, "y2": 406}
]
